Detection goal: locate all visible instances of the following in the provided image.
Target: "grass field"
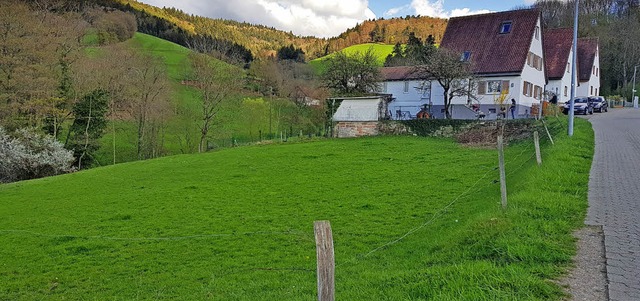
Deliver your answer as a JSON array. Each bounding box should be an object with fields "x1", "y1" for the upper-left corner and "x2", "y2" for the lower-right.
[
  {"x1": 309, "y1": 43, "x2": 395, "y2": 74},
  {"x1": 0, "y1": 118, "x2": 594, "y2": 300}
]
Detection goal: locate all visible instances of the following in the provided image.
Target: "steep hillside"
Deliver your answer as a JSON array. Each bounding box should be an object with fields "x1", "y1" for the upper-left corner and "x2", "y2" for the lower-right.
[
  {"x1": 325, "y1": 16, "x2": 448, "y2": 54},
  {"x1": 101, "y1": 0, "x2": 446, "y2": 60},
  {"x1": 309, "y1": 43, "x2": 395, "y2": 74}
]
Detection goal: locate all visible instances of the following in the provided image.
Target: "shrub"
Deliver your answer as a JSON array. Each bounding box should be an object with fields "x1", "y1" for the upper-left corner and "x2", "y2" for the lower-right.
[
  {"x1": 401, "y1": 119, "x2": 477, "y2": 137},
  {"x1": 0, "y1": 127, "x2": 75, "y2": 183}
]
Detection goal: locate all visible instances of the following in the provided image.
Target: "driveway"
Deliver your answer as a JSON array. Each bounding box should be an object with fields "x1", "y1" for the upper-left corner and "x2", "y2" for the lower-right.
[{"x1": 587, "y1": 108, "x2": 640, "y2": 301}]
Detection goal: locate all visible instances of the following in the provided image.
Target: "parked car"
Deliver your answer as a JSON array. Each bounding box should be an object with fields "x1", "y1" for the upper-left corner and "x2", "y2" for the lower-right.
[
  {"x1": 562, "y1": 97, "x2": 593, "y2": 115},
  {"x1": 590, "y1": 96, "x2": 608, "y2": 112}
]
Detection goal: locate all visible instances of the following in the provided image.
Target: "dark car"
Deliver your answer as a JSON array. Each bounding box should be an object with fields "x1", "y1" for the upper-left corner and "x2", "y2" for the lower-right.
[
  {"x1": 563, "y1": 97, "x2": 593, "y2": 115},
  {"x1": 590, "y1": 96, "x2": 608, "y2": 113}
]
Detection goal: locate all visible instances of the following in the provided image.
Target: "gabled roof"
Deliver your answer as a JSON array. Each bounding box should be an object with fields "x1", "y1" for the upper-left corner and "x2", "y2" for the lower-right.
[
  {"x1": 543, "y1": 28, "x2": 573, "y2": 80},
  {"x1": 380, "y1": 66, "x2": 423, "y2": 81},
  {"x1": 440, "y1": 9, "x2": 541, "y2": 75},
  {"x1": 578, "y1": 38, "x2": 598, "y2": 82}
]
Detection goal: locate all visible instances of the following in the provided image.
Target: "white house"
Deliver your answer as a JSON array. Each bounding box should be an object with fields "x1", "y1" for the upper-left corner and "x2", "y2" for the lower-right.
[
  {"x1": 380, "y1": 9, "x2": 548, "y2": 120},
  {"x1": 442, "y1": 9, "x2": 547, "y2": 119},
  {"x1": 544, "y1": 28, "x2": 576, "y2": 104},
  {"x1": 577, "y1": 38, "x2": 601, "y2": 97},
  {"x1": 379, "y1": 66, "x2": 432, "y2": 119}
]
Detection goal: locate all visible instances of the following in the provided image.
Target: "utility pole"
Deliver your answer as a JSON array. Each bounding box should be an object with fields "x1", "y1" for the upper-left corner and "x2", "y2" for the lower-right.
[
  {"x1": 633, "y1": 66, "x2": 638, "y2": 109},
  {"x1": 568, "y1": 0, "x2": 579, "y2": 137}
]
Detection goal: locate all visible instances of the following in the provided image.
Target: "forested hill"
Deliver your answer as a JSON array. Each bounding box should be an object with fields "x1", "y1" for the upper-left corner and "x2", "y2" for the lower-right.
[
  {"x1": 326, "y1": 16, "x2": 448, "y2": 54},
  {"x1": 98, "y1": 0, "x2": 447, "y2": 60}
]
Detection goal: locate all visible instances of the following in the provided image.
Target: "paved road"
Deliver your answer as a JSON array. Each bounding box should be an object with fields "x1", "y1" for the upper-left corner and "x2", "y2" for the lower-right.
[{"x1": 587, "y1": 108, "x2": 640, "y2": 301}]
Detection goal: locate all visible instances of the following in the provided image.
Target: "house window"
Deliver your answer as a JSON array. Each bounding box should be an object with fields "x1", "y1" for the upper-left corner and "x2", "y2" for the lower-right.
[
  {"x1": 461, "y1": 51, "x2": 472, "y2": 62},
  {"x1": 489, "y1": 108, "x2": 497, "y2": 114},
  {"x1": 564, "y1": 86, "x2": 568, "y2": 97},
  {"x1": 593, "y1": 66, "x2": 595, "y2": 75},
  {"x1": 534, "y1": 86, "x2": 542, "y2": 100},
  {"x1": 534, "y1": 26, "x2": 540, "y2": 40},
  {"x1": 567, "y1": 63, "x2": 570, "y2": 73},
  {"x1": 404, "y1": 81, "x2": 409, "y2": 93},
  {"x1": 596, "y1": 88, "x2": 598, "y2": 95},
  {"x1": 591, "y1": 86, "x2": 593, "y2": 95},
  {"x1": 523, "y1": 81, "x2": 533, "y2": 97},
  {"x1": 528, "y1": 52, "x2": 542, "y2": 70},
  {"x1": 478, "y1": 80, "x2": 509, "y2": 95},
  {"x1": 488, "y1": 80, "x2": 503, "y2": 93},
  {"x1": 500, "y1": 21, "x2": 512, "y2": 34}
]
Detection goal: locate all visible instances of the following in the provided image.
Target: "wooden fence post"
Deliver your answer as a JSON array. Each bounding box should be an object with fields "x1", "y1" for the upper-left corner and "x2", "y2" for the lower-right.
[
  {"x1": 498, "y1": 135, "x2": 508, "y2": 210},
  {"x1": 314, "y1": 221, "x2": 335, "y2": 301},
  {"x1": 534, "y1": 131, "x2": 542, "y2": 166}
]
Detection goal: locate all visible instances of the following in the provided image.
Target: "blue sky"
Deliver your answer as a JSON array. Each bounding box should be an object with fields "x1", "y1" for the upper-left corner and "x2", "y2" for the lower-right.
[{"x1": 139, "y1": 0, "x2": 536, "y2": 38}]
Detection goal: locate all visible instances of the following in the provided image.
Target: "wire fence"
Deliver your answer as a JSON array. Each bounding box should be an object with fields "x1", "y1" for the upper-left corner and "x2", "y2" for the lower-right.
[{"x1": 0, "y1": 118, "x2": 567, "y2": 285}]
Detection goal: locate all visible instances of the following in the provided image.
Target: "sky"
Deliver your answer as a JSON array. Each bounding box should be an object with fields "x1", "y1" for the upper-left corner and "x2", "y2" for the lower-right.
[{"x1": 138, "y1": 0, "x2": 537, "y2": 38}]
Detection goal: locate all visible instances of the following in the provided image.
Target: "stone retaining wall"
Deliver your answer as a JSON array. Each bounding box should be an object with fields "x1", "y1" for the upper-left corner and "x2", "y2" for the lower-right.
[{"x1": 335, "y1": 122, "x2": 379, "y2": 138}]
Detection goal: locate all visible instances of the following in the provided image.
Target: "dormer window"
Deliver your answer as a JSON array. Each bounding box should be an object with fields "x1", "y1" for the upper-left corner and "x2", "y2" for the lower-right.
[
  {"x1": 500, "y1": 21, "x2": 512, "y2": 34},
  {"x1": 461, "y1": 51, "x2": 472, "y2": 62}
]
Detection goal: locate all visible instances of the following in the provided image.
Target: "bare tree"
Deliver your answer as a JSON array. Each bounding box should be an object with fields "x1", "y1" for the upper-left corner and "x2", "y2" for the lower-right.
[
  {"x1": 188, "y1": 53, "x2": 241, "y2": 153},
  {"x1": 123, "y1": 51, "x2": 170, "y2": 160},
  {"x1": 413, "y1": 48, "x2": 476, "y2": 119}
]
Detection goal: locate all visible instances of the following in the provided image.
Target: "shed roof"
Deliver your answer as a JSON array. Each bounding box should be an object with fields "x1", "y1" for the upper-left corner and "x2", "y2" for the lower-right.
[
  {"x1": 543, "y1": 28, "x2": 573, "y2": 80},
  {"x1": 440, "y1": 9, "x2": 541, "y2": 75},
  {"x1": 332, "y1": 97, "x2": 384, "y2": 122}
]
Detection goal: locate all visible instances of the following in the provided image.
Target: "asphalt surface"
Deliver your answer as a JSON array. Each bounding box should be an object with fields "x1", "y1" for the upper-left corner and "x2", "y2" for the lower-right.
[{"x1": 587, "y1": 108, "x2": 640, "y2": 301}]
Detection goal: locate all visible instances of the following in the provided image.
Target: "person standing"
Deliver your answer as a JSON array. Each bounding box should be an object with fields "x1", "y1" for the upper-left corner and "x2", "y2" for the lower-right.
[{"x1": 509, "y1": 99, "x2": 516, "y2": 119}]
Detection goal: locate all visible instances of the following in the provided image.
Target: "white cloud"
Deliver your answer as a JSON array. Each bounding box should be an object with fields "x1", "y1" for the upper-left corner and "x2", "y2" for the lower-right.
[
  {"x1": 138, "y1": 0, "x2": 375, "y2": 38},
  {"x1": 383, "y1": 5, "x2": 411, "y2": 17},
  {"x1": 384, "y1": 0, "x2": 493, "y2": 19},
  {"x1": 449, "y1": 8, "x2": 492, "y2": 18}
]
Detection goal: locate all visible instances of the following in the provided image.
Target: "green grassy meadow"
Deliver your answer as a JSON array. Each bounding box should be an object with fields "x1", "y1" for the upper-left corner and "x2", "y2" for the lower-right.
[
  {"x1": 309, "y1": 43, "x2": 395, "y2": 74},
  {"x1": 0, "y1": 117, "x2": 594, "y2": 300}
]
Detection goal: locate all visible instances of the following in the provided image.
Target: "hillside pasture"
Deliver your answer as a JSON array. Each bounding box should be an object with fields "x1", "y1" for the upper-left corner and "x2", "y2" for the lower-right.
[
  {"x1": 309, "y1": 43, "x2": 395, "y2": 74},
  {"x1": 0, "y1": 118, "x2": 594, "y2": 300}
]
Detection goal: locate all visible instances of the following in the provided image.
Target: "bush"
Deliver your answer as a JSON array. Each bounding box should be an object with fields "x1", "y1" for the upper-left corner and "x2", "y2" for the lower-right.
[
  {"x1": 0, "y1": 127, "x2": 75, "y2": 183},
  {"x1": 401, "y1": 119, "x2": 477, "y2": 137}
]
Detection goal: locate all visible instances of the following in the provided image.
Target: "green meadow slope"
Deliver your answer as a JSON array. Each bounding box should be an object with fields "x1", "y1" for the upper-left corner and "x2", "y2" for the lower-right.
[
  {"x1": 309, "y1": 43, "x2": 395, "y2": 74},
  {"x1": 0, "y1": 118, "x2": 594, "y2": 300}
]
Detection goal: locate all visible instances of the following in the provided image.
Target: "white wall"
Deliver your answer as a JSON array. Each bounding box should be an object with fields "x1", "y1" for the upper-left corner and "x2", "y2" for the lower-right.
[
  {"x1": 383, "y1": 80, "x2": 439, "y2": 118},
  {"x1": 577, "y1": 44, "x2": 601, "y2": 97}
]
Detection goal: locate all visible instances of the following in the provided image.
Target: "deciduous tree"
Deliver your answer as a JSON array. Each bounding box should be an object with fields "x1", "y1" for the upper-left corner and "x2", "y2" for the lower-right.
[
  {"x1": 321, "y1": 48, "x2": 381, "y2": 96},
  {"x1": 413, "y1": 48, "x2": 476, "y2": 119}
]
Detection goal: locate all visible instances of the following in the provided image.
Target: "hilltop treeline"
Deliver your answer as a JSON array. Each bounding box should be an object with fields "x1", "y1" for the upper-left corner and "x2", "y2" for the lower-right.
[
  {"x1": 325, "y1": 16, "x2": 448, "y2": 54},
  {"x1": 86, "y1": 0, "x2": 448, "y2": 61}
]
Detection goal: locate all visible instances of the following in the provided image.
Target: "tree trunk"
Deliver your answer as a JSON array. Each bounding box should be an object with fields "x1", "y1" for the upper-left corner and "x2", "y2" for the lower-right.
[{"x1": 443, "y1": 87, "x2": 452, "y2": 119}]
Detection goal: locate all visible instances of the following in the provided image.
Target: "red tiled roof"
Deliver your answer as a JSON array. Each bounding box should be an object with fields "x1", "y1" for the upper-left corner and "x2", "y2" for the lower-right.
[
  {"x1": 578, "y1": 38, "x2": 598, "y2": 82},
  {"x1": 380, "y1": 66, "x2": 424, "y2": 81},
  {"x1": 544, "y1": 28, "x2": 573, "y2": 80},
  {"x1": 440, "y1": 9, "x2": 541, "y2": 75}
]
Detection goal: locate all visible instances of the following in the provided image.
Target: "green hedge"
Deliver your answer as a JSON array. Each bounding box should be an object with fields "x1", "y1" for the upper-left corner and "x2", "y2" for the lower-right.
[{"x1": 401, "y1": 119, "x2": 478, "y2": 137}]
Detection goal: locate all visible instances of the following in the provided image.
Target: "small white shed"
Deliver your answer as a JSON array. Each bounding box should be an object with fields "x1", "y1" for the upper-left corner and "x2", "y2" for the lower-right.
[{"x1": 330, "y1": 95, "x2": 391, "y2": 138}]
